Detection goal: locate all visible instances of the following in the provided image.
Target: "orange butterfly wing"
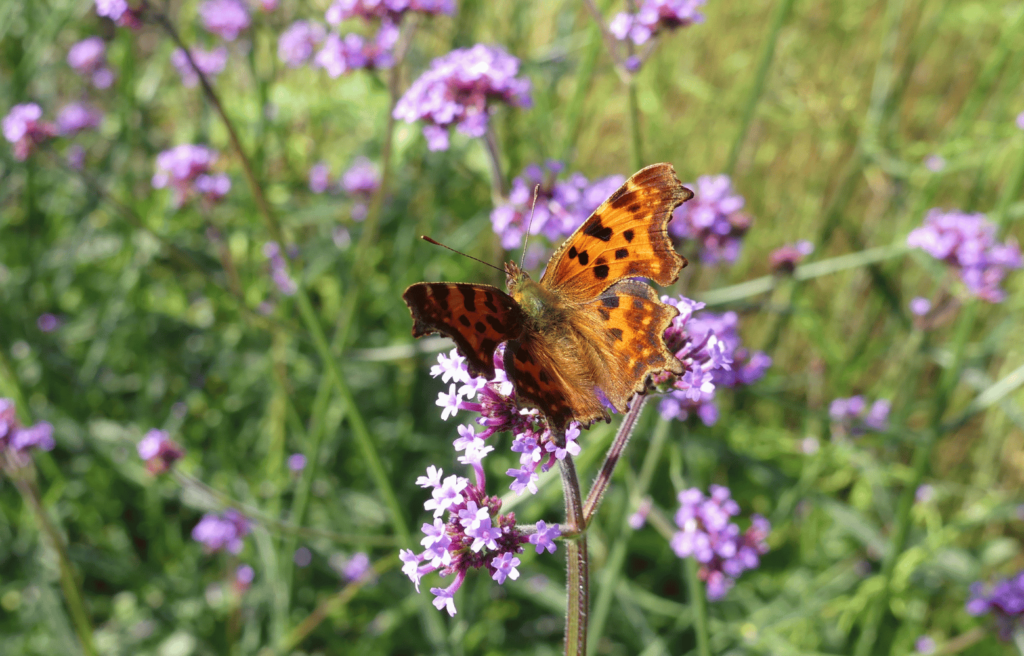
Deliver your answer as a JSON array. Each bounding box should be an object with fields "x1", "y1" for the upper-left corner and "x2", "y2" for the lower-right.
[
  {"x1": 540, "y1": 163, "x2": 692, "y2": 298},
  {"x1": 402, "y1": 283, "x2": 525, "y2": 379}
]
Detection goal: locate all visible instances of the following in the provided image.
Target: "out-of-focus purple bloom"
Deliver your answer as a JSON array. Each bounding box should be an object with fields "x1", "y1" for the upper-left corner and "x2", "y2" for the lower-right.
[
  {"x1": 909, "y1": 297, "x2": 931, "y2": 316},
  {"x1": 610, "y1": 0, "x2": 705, "y2": 46},
  {"x1": 671, "y1": 174, "x2": 751, "y2": 265},
  {"x1": 394, "y1": 44, "x2": 531, "y2": 151},
  {"x1": 490, "y1": 161, "x2": 625, "y2": 252},
  {"x1": 287, "y1": 453, "x2": 307, "y2": 472},
  {"x1": 192, "y1": 509, "x2": 251, "y2": 554},
  {"x1": 152, "y1": 144, "x2": 227, "y2": 207},
  {"x1": 36, "y1": 313, "x2": 60, "y2": 332},
  {"x1": 234, "y1": 564, "x2": 255, "y2": 592},
  {"x1": 829, "y1": 396, "x2": 890, "y2": 435},
  {"x1": 56, "y1": 103, "x2": 103, "y2": 136},
  {"x1": 326, "y1": 0, "x2": 455, "y2": 24},
  {"x1": 670, "y1": 486, "x2": 769, "y2": 600},
  {"x1": 340, "y1": 552, "x2": 372, "y2": 582},
  {"x1": 915, "y1": 636, "x2": 936, "y2": 654},
  {"x1": 67, "y1": 37, "x2": 115, "y2": 89},
  {"x1": 259, "y1": 0, "x2": 278, "y2": 11},
  {"x1": 137, "y1": 428, "x2": 185, "y2": 474},
  {"x1": 966, "y1": 573, "x2": 1024, "y2": 640},
  {"x1": 308, "y1": 162, "x2": 331, "y2": 194},
  {"x1": 95, "y1": 0, "x2": 143, "y2": 27},
  {"x1": 800, "y1": 436, "x2": 820, "y2": 454},
  {"x1": 263, "y1": 241, "x2": 298, "y2": 296},
  {"x1": 341, "y1": 157, "x2": 380, "y2": 221},
  {"x1": 294, "y1": 547, "x2": 312, "y2": 567},
  {"x1": 915, "y1": 484, "x2": 934, "y2": 504},
  {"x1": 170, "y1": 47, "x2": 229, "y2": 88},
  {"x1": 199, "y1": 0, "x2": 251, "y2": 41},
  {"x1": 3, "y1": 103, "x2": 56, "y2": 161},
  {"x1": 67, "y1": 144, "x2": 86, "y2": 169},
  {"x1": 769, "y1": 240, "x2": 813, "y2": 273},
  {"x1": 0, "y1": 400, "x2": 55, "y2": 461},
  {"x1": 907, "y1": 209, "x2": 1022, "y2": 303},
  {"x1": 628, "y1": 497, "x2": 652, "y2": 530},
  {"x1": 924, "y1": 155, "x2": 946, "y2": 172},
  {"x1": 314, "y1": 22, "x2": 398, "y2": 77},
  {"x1": 1017, "y1": 112, "x2": 1024, "y2": 131},
  {"x1": 278, "y1": 21, "x2": 326, "y2": 67},
  {"x1": 658, "y1": 297, "x2": 771, "y2": 425}
]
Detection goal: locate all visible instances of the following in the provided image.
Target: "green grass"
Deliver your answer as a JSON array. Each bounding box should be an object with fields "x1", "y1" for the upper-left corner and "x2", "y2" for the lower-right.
[{"x1": 2, "y1": 1, "x2": 1024, "y2": 654}]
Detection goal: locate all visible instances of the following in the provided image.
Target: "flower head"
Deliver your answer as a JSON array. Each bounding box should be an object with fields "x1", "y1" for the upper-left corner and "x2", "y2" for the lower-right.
[
  {"x1": 137, "y1": 429, "x2": 185, "y2": 474},
  {"x1": 263, "y1": 241, "x2": 298, "y2": 296},
  {"x1": 151, "y1": 144, "x2": 227, "y2": 207},
  {"x1": 95, "y1": 0, "x2": 143, "y2": 27},
  {"x1": 3, "y1": 103, "x2": 56, "y2": 161},
  {"x1": 340, "y1": 552, "x2": 372, "y2": 582},
  {"x1": 170, "y1": 47, "x2": 229, "y2": 88},
  {"x1": 67, "y1": 37, "x2": 115, "y2": 88},
  {"x1": 394, "y1": 44, "x2": 531, "y2": 151},
  {"x1": 966, "y1": 573, "x2": 1024, "y2": 640},
  {"x1": 0, "y1": 399, "x2": 55, "y2": 460},
  {"x1": 907, "y1": 209, "x2": 1022, "y2": 303},
  {"x1": 829, "y1": 396, "x2": 890, "y2": 435},
  {"x1": 287, "y1": 453, "x2": 307, "y2": 472},
  {"x1": 191, "y1": 509, "x2": 251, "y2": 554},
  {"x1": 610, "y1": 0, "x2": 705, "y2": 46},
  {"x1": 200, "y1": 0, "x2": 251, "y2": 41},
  {"x1": 314, "y1": 23, "x2": 398, "y2": 78},
  {"x1": 326, "y1": 0, "x2": 455, "y2": 24},
  {"x1": 56, "y1": 103, "x2": 103, "y2": 136},
  {"x1": 670, "y1": 175, "x2": 751, "y2": 265},
  {"x1": 278, "y1": 20, "x2": 327, "y2": 67},
  {"x1": 769, "y1": 240, "x2": 814, "y2": 273}
]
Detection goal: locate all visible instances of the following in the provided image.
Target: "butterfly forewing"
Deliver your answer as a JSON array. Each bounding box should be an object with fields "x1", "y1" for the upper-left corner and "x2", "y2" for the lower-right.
[
  {"x1": 540, "y1": 163, "x2": 692, "y2": 301},
  {"x1": 402, "y1": 282, "x2": 525, "y2": 380}
]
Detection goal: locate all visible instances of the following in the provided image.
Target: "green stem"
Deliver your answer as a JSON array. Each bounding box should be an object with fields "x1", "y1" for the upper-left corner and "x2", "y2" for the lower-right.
[
  {"x1": 627, "y1": 79, "x2": 643, "y2": 172},
  {"x1": 560, "y1": 454, "x2": 589, "y2": 656},
  {"x1": 684, "y1": 556, "x2": 710, "y2": 656},
  {"x1": 724, "y1": 0, "x2": 795, "y2": 175}
]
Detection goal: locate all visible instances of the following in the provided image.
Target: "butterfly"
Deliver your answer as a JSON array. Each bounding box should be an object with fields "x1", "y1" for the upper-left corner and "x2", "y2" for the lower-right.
[{"x1": 403, "y1": 163, "x2": 693, "y2": 434}]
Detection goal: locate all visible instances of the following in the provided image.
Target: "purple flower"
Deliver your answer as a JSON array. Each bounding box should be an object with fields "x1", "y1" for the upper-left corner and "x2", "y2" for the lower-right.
[
  {"x1": 907, "y1": 208, "x2": 1022, "y2": 303},
  {"x1": 294, "y1": 546, "x2": 312, "y2": 566},
  {"x1": 1017, "y1": 112, "x2": 1024, "y2": 131},
  {"x1": 340, "y1": 552, "x2": 371, "y2": 582},
  {"x1": 529, "y1": 521, "x2": 560, "y2": 554},
  {"x1": 287, "y1": 453, "x2": 307, "y2": 472},
  {"x1": 56, "y1": 103, "x2": 103, "y2": 136},
  {"x1": 671, "y1": 174, "x2": 751, "y2": 265},
  {"x1": 341, "y1": 157, "x2": 380, "y2": 196},
  {"x1": 628, "y1": 497, "x2": 652, "y2": 529},
  {"x1": 194, "y1": 173, "x2": 231, "y2": 201},
  {"x1": 829, "y1": 396, "x2": 890, "y2": 435},
  {"x1": 915, "y1": 635, "x2": 936, "y2": 654},
  {"x1": 235, "y1": 564, "x2": 255, "y2": 592},
  {"x1": 95, "y1": 0, "x2": 143, "y2": 27},
  {"x1": 966, "y1": 573, "x2": 1024, "y2": 640},
  {"x1": 394, "y1": 44, "x2": 531, "y2": 151},
  {"x1": 67, "y1": 145, "x2": 86, "y2": 169},
  {"x1": 915, "y1": 484, "x2": 934, "y2": 504},
  {"x1": 199, "y1": 0, "x2": 251, "y2": 41},
  {"x1": 3, "y1": 103, "x2": 56, "y2": 161},
  {"x1": 326, "y1": 0, "x2": 455, "y2": 24},
  {"x1": 909, "y1": 296, "x2": 931, "y2": 316},
  {"x1": 314, "y1": 23, "x2": 398, "y2": 78},
  {"x1": 924, "y1": 155, "x2": 946, "y2": 172},
  {"x1": 490, "y1": 161, "x2": 625, "y2": 251},
  {"x1": 67, "y1": 37, "x2": 115, "y2": 88},
  {"x1": 490, "y1": 552, "x2": 520, "y2": 584},
  {"x1": 610, "y1": 0, "x2": 705, "y2": 46},
  {"x1": 430, "y1": 579, "x2": 460, "y2": 616},
  {"x1": 769, "y1": 240, "x2": 814, "y2": 273},
  {"x1": 670, "y1": 486, "x2": 769, "y2": 600},
  {"x1": 263, "y1": 241, "x2": 298, "y2": 296},
  {"x1": 658, "y1": 296, "x2": 770, "y2": 425},
  {"x1": 0, "y1": 399, "x2": 55, "y2": 458},
  {"x1": 191, "y1": 509, "x2": 251, "y2": 554},
  {"x1": 36, "y1": 313, "x2": 59, "y2": 332},
  {"x1": 137, "y1": 429, "x2": 185, "y2": 474},
  {"x1": 151, "y1": 144, "x2": 223, "y2": 207},
  {"x1": 278, "y1": 20, "x2": 326, "y2": 67},
  {"x1": 308, "y1": 162, "x2": 331, "y2": 193},
  {"x1": 170, "y1": 47, "x2": 229, "y2": 88}
]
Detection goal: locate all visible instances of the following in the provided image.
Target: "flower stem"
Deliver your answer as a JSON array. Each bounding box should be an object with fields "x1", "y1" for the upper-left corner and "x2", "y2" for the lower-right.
[
  {"x1": 582, "y1": 395, "x2": 648, "y2": 526},
  {"x1": 684, "y1": 556, "x2": 711, "y2": 656},
  {"x1": 483, "y1": 126, "x2": 509, "y2": 201},
  {"x1": 627, "y1": 80, "x2": 643, "y2": 172},
  {"x1": 559, "y1": 454, "x2": 589, "y2": 656}
]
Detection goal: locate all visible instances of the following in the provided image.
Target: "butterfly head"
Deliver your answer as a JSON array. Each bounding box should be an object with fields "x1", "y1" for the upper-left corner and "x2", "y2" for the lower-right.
[{"x1": 504, "y1": 261, "x2": 531, "y2": 295}]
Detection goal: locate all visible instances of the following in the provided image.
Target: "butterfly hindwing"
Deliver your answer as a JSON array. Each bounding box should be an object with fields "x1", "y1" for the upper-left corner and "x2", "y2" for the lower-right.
[
  {"x1": 540, "y1": 163, "x2": 692, "y2": 301},
  {"x1": 402, "y1": 282, "x2": 525, "y2": 379}
]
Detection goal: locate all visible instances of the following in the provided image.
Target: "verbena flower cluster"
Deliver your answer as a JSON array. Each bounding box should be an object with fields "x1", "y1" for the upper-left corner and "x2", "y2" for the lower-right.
[
  {"x1": 907, "y1": 209, "x2": 1022, "y2": 303},
  {"x1": 3, "y1": 103, "x2": 56, "y2": 161},
  {"x1": 658, "y1": 296, "x2": 771, "y2": 426},
  {"x1": 670, "y1": 486, "x2": 770, "y2": 600},
  {"x1": 394, "y1": 44, "x2": 531, "y2": 151},
  {"x1": 192, "y1": 509, "x2": 251, "y2": 554},
  {"x1": 966, "y1": 572, "x2": 1024, "y2": 640},
  {"x1": 341, "y1": 157, "x2": 381, "y2": 220},
  {"x1": 171, "y1": 47, "x2": 229, "y2": 88},
  {"x1": 200, "y1": 0, "x2": 251, "y2": 41},
  {"x1": 94, "y1": 0, "x2": 143, "y2": 29},
  {"x1": 325, "y1": 0, "x2": 455, "y2": 24},
  {"x1": 315, "y1": 23, "x2": 399, "y2": 77},
  {"x1": 670, "y1": 174, "x2": 752, "y2": 265},
  {"x1": 137, "y1": 429, "x2": 185, "y2": 474},
  {"x1": 400, "y1": 348, "x2": 565, "y2": 615},
  {"x1": 278, "y1": 21, "x2": 327, "y2": 68},
  {"x1": 769, "y1": 240, "x2": 814, "y2": 273},
  {"x1": 57, "y1": 102, "x2": 103, "y2": 136},
  {"x1": 610, "y1": 0, "x2": 706, "y2": 46},
  {"x1": 0, "y1": 399, "x2": 55, "y2": 462},
  {"x1": 67, "y1": 37, "x2": 115, "y2": 89},
  {"x1": 828, "y1": 396, "x2": 890, "y2": 435},
  {"x1": 151, "y1": 144, "x2": 231, "y2": 207},
  {"x1": 263, "y1": 241, "x2": 298, "y2": 296},
  {"x1": 490, "y1": 161, "x2": 625, "y2": 253}
]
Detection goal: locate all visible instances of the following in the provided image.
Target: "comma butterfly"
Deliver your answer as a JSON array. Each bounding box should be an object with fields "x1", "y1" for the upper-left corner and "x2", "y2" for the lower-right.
[{"x1": 403, "y1": 163, "x2": 694, "y2": 433}]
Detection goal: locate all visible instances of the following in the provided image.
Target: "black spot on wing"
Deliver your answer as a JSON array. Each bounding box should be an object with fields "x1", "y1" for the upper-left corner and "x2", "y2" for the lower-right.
[
  {"x1": 610, "y1": 191, "x2": 635, "y2": 209},
  {"x1": 628, "y1": 203, "x2": 641, "y2": 213},
  {"x1": 475, "y1": 321, "x2": 486, "y2": 334},
  {"x1": 623, "y1": 229, "x2": 634, "y2": 242},
  {"x1": 594, "y1": 264, "x2": 610, "y2": 280},
  {"x1": 601, "y1": 296, "x2": 619, "y2": 309},
  {"x1": 483, "y1": 293, "x2": 499, "y2": 314},
  {"x1": 610, "y1": 328, "x2": 623, "y2": 341},
  {"x1": 434, "y1": 285, "x2": 450, "y2": 302},
  {"x1": 584, "y1": 221, "x2": 613, "y2": 242},
  {"x1": 632, "y1": 298, "x2": 645, "y2": 310},
  {"x1": 459, "y1": 315, "x2": 471, "y2": 327},
  {"x1": 578, "y1": 251, "x2": 590, "y2": 266},
  {"x1": 569, "y1": 246, "x2": 578, "y2": 259},
  {"x1": 539, "y1": 370, "x2": 549, "y2": 383},
  {"x1": 615, "y1": 248, "x2": 629, "y2": 259},
  {"x1": 459, "y1": 287, "x2": 477, "y2": 312},
  {"x1": 598, "y1": 308, "x2": 610, "y2": 321},
  {"x1": 485, "y1": 315, "x2": 505, "y2": 332},
  {"x1": 480, "y1": 339, "x2": 498, "y2": 355}
]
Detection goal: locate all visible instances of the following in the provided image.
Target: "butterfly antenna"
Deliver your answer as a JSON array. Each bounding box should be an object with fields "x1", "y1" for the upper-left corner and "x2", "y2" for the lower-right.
[
  {"x1": 520, "y1": 184, "x2": 541, "y2": 269},
  {"x1": 420, "y1": 236, "x2": 505, "y2": 274}
]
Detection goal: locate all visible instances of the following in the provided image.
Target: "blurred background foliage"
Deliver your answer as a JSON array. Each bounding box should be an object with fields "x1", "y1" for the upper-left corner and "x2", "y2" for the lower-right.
[{"x1": 2, "y1": 0, "x2": 1024, "y2": 654}]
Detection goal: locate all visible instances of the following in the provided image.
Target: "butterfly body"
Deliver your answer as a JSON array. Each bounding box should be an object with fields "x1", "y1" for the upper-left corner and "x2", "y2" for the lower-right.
[{"x1": 404, "y1": 163, "x2": 694, "y2": 433}]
